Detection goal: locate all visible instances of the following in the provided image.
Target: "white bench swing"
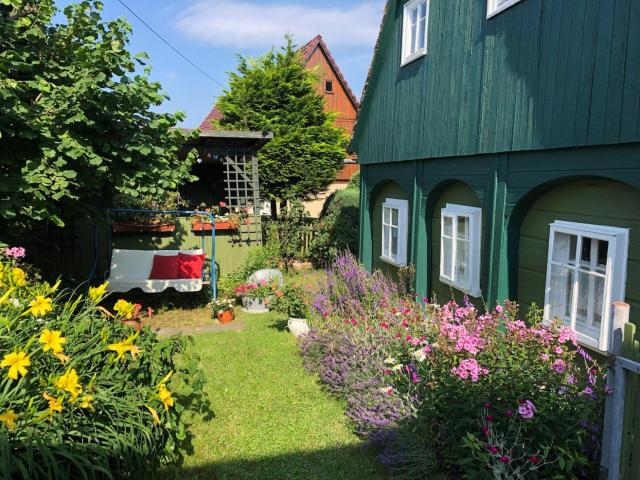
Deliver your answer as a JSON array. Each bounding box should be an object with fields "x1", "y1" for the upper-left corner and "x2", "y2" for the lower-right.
[{"x1": 92, "y1": 209, "x2": 217, "y2": 299}]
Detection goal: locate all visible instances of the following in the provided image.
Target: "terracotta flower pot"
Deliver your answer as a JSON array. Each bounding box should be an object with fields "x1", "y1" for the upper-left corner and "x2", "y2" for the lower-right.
[
  {"x1": 112, "y1": 221, "x2": 176, "y2": 233},
  {"x1": 192, "y1": 221, "x2": 236, "y2": 232},
  {"x1": 217, "y1": 310, "x2": 235, "y2": 324},
  {"x1": 121, "y1": 318, "x2": 142, "y2": 332}
]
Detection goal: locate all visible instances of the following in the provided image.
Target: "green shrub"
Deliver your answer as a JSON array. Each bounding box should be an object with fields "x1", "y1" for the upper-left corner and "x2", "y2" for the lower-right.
[
  {"x1": 217, "y1": 242, "x2": 281, "y2": 298},
  {"x1": 309, "y1": 188, "x2": 360, "y2": 267},
  {"x1": 0, "y1": 256, "x2": 206, "y2": 479}
]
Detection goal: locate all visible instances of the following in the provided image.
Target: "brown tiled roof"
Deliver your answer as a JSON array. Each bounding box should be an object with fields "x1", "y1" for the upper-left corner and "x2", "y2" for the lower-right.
[{"x1": 199, "y1": 35, "x2": 360, "y2": 131}]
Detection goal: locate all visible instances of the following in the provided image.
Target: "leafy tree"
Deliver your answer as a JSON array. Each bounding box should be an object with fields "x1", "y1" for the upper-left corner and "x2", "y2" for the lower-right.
[
  {"x1": 0, "y1": 0, "x2": 197, "y2": 236},
  {"x1": 214, "y1": 36, "x2": 347, "y2": 203}
]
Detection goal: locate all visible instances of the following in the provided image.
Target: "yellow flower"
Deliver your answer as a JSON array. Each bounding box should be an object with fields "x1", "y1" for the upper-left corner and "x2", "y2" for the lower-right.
[
  {"x1": 39, "y1": 329, "x2": 66, "y2": 354},
  {"x1": 145, "y1": 404, "x2": 161, "y2": 425},
  {"x1": 29, "y1": 296, "x2": 53, "y2": 317},
  {"x1": 0, "y1": 410, "x2": 17, "y2": 430},
  {"x1": 157, "y1": 384, "x2": 174, "y2": 411},
  {"x1": 113, "y1": 299, "x2": 135, "y2": 319},
  {"x1": 54, "y1": 352, "x2": 71, "y2": 364},
  {"x1": 1, "y1": 351, "x2": 30, "y2": 380},
  {"x1": 56, "y1": 369, "x2": 82, "y2": 401},
  {"x1": 89, "y1": 282, "x2": 109, "y2": 302},
  {"x1": 11, "y1": 268, "x2": 25, "y2": 286},
  {"x1": 128, "y1": 344, "x2": 142, "y2": 360},
  {"x1": 49, "y1": 279, "x2": 61, "y2": 293},
  {"x1": 0, "y1": 287, "x2": 14, "y2": 305},
  {"x1": 107, "y1": 333, "x2": 140, "y2": 361},
  {"x1": 79, "y1": 395, "x2": 94, "y2": 410},
  {"x1": 43, "y1": 393, "x2": 63, "y2": 416}
]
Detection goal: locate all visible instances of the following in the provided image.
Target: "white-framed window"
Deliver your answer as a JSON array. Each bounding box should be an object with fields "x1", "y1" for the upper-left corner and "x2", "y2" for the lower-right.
[
  {"x1": 401, "y1": 0, "x2": 429, "y2": 66},
  {"x1": 440, "y1": 204, "x2": 482, "y2": 297},
  {"x1": 381, "y1": 198, "x2": 409, "y2": 266},
  {"x1": 486, "y1": 0, "x2": 524, "y2": 19},
  {"x1": 543, "y1": 221, "x2": 629, "y2": 353}
]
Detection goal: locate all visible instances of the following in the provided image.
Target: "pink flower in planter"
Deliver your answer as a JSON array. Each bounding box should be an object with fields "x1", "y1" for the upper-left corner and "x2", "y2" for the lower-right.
[
  {"x1": 219, "y1": 201, "x2": 227, "y2": 208},
  {"x1": 518, "y1": 400, "x2": 536, "y2": 419}
]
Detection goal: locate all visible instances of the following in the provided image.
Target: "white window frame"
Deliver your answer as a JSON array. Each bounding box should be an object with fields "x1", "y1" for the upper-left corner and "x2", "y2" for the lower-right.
[
  {"x1": 486, "y1": 0, "x2": 524, "y2": 19},
  {"x1": 439, "y1": 204, "x2": 482, "y2": 297},
  {"x1": 543, "y1": 221, "x2": 629, "y2": 353},
  {"x1": 401, "y1": 0, "x2": 429, "y2": 66},
  {"x1": 380, "y1": 198, "x2": 409, "y2": 267}
]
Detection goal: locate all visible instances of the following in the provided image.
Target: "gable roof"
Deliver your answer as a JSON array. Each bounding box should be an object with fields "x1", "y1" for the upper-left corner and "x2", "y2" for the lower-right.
[{"x1": 199, "y1": 35, "x2": 359, "y2": 131}]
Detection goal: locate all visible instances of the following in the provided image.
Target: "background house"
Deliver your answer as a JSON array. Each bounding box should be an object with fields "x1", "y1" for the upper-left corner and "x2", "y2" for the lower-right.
[
  {"x1": 199, "y1": 35, "x2": 360, "y2": 217},
  {"x1": 351, "y1": 0, "x2": 640, "y2": 355}
]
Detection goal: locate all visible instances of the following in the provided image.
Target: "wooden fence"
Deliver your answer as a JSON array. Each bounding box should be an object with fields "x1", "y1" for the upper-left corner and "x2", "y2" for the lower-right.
[{"x1": 619, "y1": 323, "x2": 640, "y2": 479}]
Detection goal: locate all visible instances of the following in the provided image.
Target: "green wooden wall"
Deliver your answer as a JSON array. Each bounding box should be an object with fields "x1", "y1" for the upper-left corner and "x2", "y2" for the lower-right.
[
  {"x1": 430, "y1": 182, "x2": 483, "y2": 305},
  {"x1": 518, "y1": 178, "x2": 640, "y2": 317},
  {"x1": 352, "y1": 0, "x2": 640, "y2": 164},
  {"x1": 371, "y1": 181, "x2": 410, "y2": 277}
]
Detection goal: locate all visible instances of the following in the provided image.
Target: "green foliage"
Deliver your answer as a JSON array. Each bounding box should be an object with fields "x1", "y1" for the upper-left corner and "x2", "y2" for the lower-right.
[
  {"x1": 214, "y1": 35, "x2": 347, "y2": 201},
  {"x1": 0, "y1": 1, "x2": 197, "y2": 236},
  {"x1": 271, "y1": 284, "x2": 309, "y2": 318},
  {"x1": 263, "y1": 200, "x2": 314, "y2": 266},
  {"x1": 309, "y1": 187, "x2": 360, "y2": 266},
  {"x1": 0, "y1": 256, "x2": 207, "y2": 479},
  {"x1": 217, "y1": 243, "x2": 281, "y2": 298}
]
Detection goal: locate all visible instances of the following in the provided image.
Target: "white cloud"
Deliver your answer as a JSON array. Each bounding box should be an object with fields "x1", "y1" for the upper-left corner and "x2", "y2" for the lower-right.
[{"x1": 175, "y1": 1, "x2": 384, "y2": 49}]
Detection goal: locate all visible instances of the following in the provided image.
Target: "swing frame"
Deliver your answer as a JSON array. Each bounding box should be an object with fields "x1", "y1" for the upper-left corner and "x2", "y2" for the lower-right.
[{"x1": 89, "y1": 208, "x2": 217, "y2": 299}]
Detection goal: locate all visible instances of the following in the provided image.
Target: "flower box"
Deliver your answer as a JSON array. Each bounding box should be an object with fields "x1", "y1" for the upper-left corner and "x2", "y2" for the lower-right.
[
  {"x1": 112, "y1": 221, "x2": 176, "y2": 233},
  {"x1": 191, "y1": 221, "x2": 235, "y2": 232}
]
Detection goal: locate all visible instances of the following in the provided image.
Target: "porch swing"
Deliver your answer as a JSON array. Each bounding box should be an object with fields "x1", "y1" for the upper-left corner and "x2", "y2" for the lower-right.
[{"x1": 89, "y1": 208, "x2": 217, "y2": 299}]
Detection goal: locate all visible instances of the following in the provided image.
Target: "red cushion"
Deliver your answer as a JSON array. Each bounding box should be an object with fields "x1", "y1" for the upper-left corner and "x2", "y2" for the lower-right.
[
  {"x1": 177, "y1": 253, "x2": 206, "y2": 279},
  {"x1": 148, "y1": 254, "x2": 179, "y2": 280}
]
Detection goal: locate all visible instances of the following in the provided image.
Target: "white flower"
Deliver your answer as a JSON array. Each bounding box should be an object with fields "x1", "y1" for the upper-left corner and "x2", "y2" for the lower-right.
[
  {"x1": 391, "y1": 363, "x2": 403, "y2": 372},
  {"x1": 384, "y1": 357, "x2": 397, "y2": 365},
  {"x1": 413, "y1": 348, "x2": 427, "y2": 362},
  {"x1": 379, "y1": 386, "x2": 393, "y2": 396}
]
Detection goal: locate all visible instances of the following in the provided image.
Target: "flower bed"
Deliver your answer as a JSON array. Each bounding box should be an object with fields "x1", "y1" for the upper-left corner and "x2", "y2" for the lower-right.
[
  {"x1": 0, "y1": 251, "x2": 206, "y2": 479},
  {"x1": 301, "y1": 254, "x2": 605, "y2": 479}
]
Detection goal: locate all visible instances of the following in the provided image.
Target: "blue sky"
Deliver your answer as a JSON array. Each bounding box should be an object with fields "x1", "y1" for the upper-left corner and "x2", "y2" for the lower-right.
[{"x1": 56, "y1": 0, "x2": 385, "y2": 127}]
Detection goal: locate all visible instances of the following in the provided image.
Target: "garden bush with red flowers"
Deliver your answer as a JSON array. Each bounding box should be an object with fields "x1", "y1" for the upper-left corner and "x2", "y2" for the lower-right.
[{"x1": 301, "y1": 254, "x2": 606, "y2": 479}]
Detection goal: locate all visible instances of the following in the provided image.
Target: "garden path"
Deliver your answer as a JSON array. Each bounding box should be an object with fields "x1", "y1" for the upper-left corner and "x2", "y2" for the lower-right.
[{"x1": 181, "y1": 311, "x2": 385, "y2": 480}]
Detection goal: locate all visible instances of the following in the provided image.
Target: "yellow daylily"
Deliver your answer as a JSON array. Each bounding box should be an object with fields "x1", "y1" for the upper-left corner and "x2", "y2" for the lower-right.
[
  {"x1": 56, "y1": 369, "x2": 82, "y2": 401},
  {"x1": 39, "y1": 329, "x2": 66, "y2": 354},
  {"x1": 145, "y1": 404, "x2": 161, "y2": 425},
  {"x1": 89, "y1": 282, "x2": 109, "y2": 302},
  {"x1": 0, "y1": 287, "x2": 14, "y2": 305},
  {"x1": 11, "y1": 268, "x2": 25, "y2": 286},
  {"x1": 0, "y1": 410, "x2": 17, "y2": 430},
  {"x1": 29, "y1": 296, "x2": 53, "y2": 317},
  {"x1": 1, "y1": 351, "x2": 30, "y2": 380},
  {"x1": 54, "y1": 352, "x2": 71, "y2": 365},
  {"x1": 157, "y1": 384, "x2": 174, "y2": 411},
  {"x1": 113, "y1": 299, "x2": 135, "y2": 319},
  {"x1": 43, "y1": 393, "x2": 63, "y2": 416},
  {"x1": 107, "y1": 333, "x2": 140, "y2": 361},
  {"x1": 49, "y1": 279, "x2": 61, "y2": 293},
  {"x1": 79, "y1": 395, "x2": 94, "y2": 410}
]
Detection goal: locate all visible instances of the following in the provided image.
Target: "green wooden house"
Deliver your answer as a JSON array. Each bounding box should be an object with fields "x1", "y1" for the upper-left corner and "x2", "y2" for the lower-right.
[{"x1": 351, "y1": 0, "x2": 640, "y2": 354}]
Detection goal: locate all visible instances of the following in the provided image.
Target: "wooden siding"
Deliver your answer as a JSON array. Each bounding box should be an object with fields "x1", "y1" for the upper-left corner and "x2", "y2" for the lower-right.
[
  {"x1": 352, "y1": 0, "x2": 640, "y2": 164},
  {"x1": 518, "y1": 178, "x2": 640, "y2": 319},
  {"x1": 371, "y1": 181, "x2": 410, "y2": 277},
  {"x1": 306, "y1": 48, "x2": 358, "y2": 135},
  {"x1": 430, "y1": 182, "x2": 483, "y2": 305}
]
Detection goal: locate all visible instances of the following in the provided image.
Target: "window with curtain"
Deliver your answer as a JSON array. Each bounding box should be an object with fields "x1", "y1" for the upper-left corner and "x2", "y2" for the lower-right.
[
  {"x1": 544, "y1": 221, "x2": 629, "y2": 352},
  {"x1": 381, "y1": 198, "x2": 409, "y2": 266},
  {"x1": 440, "y1": 204, "x2": 482, "y2": 297},
  {"x1": 401, "y1": 0, "x2": 429, "y2": 65}
]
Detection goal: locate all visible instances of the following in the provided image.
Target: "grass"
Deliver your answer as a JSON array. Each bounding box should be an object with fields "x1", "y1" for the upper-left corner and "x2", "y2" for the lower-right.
[{"x1": 180, "y1": 310, "x2": 385, "y2": 480}]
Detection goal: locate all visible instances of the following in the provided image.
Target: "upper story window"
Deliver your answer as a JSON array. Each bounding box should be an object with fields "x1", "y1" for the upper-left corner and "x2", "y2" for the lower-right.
[
  {"x1": 440, "y1": 204, "x2": 482, "y2": 297},
  {"x1": 401, "y1": 0, "x2": 429, "y2": 66},
  {"x1": 487, "y1": 0, "x2": 524, "y2": 18},
  {"x1": 544, "y1": 221, "x2": 629, "y2": 353},
  {"x1": 381, "y1": 198, "x2": 409, "y2": 266},
  {"x1": 324, "y1": 80, "x2": 333, "y2": 93}
]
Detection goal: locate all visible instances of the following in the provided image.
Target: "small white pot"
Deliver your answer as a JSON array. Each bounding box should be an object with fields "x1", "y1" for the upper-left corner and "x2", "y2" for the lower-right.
[
  {"x1": 288, "y1": 317, "x2": 310, "y2": 337},
  {"x1": 241, "y1": 296, "x2": 269, "y2": 313}
]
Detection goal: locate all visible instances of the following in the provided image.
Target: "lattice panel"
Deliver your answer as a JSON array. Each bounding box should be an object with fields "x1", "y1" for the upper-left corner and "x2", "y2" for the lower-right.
[{"x1": 223, "y1": 149, "x2": 262, "y2": 244}]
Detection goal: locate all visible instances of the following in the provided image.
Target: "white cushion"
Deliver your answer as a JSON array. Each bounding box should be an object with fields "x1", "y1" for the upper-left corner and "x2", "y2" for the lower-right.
[{"x1": 108, "y1": 278, "x2": 203, "y2": 293}]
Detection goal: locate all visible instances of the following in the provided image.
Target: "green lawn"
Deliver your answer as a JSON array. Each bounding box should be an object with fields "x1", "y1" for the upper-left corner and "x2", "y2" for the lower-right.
[{"x1": 180, "y1": 311, "x2": 385, "y2": 480}]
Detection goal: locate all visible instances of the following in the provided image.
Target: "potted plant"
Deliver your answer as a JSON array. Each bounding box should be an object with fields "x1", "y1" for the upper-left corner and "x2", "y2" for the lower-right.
[
  {"x1": 113, "y1": 299, "x2": 143, "y2": 332},
  {"x1": 112, "y1": 191, "x2": 185, "y2": 233},
  {"x1": 192, "y1": 202, "x2": 251, "y2": 234},
  {"x1": 211, "y1": 297, "x2": 236, "y2": 324},
  {"x1": 272, "y1": 285, "x2": 310, "y2": 337},
  {"x1": 235, "y1": 279, "x2": 278, "y2": 313}
]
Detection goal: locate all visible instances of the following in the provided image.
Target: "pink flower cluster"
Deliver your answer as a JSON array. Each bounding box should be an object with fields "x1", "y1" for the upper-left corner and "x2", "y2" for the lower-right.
[
  {"x1": 4, "y1": 246, "x2": 25, "y2": 259},
  {"x1": 451, "y1": 358, "x2": 489, "y2": 382},
  {"x1": 518, "y1": 400, "x2": 536, "y2": 419},
  {"x1": 558, "y1": 326, "x2": 578, "y2": 346}
]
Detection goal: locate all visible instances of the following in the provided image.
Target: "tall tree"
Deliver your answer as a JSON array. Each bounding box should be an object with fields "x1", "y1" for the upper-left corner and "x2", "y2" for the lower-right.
[
  {"x1": 0, "y1": 0, "x2": 197, "y2": 236},
  {"x1": 214, "y1": 36, "x2": 347, "y2": 203}
]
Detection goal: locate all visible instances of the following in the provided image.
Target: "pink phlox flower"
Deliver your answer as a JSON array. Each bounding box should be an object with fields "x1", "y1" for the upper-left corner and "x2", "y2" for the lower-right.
[
  {"x1": 540, "y1": 353, "x2": 550, "y2": 361},
  {"x1": 558, "y1": 326, "x2": 578, "y2": 345},
  {"x1": 495, "y1": 305, "x2": 504, "y2": 314},
  {"x1": 455, "y1": 334, "x2": 485, "y2": 355},
  {"x1": 451, "y1": 358, "x2": 489, "y2": 382},
  {"x1": 410, "y1": 337, "x2": 422, "y2": 346},
  {"x1": 551, "y1": 359, "x2": 567, "y2": 374},
  {"x1": 506, "y1": 320, "x2": 526, "y2": 332},
  {"x1": 554, "y1": 346, "x2": 564, "y2": 355},
  {"x1": 518, "y1": 400, "x2": 536, "y2": 419}
]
